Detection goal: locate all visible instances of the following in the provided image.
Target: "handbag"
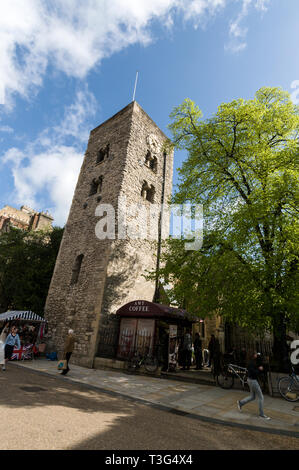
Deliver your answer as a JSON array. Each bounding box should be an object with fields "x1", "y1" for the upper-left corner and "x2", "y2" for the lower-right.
[{"x1": 57, "y1": 359, "x2": 67, "y2": 370}]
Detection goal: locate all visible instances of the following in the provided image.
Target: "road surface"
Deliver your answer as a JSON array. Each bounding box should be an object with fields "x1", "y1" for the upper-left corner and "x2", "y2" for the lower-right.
[{"x1": 0, "y1": 365, "x2": 298, "y2": 450}]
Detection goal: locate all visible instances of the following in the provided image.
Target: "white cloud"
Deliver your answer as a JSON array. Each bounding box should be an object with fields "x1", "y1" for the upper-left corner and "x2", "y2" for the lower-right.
[
  {"x1": 225, "y1": 0, "x2": 270, "y2": 53},
  {"x1": 291, "y1": 80, "x2": 299, "y2": 105},
  {"x1": 0, "y1": 0, "x2": 270, "y2": 107},
  {"x1": 2, "y1": 87, "x2": 96, "y2": 225},
  {"x1": 0, "y1": 0, "x2": 272, "y2": 224},
  {"x1": 0, "y1": 125, "x2": 13, "y2": 133}
]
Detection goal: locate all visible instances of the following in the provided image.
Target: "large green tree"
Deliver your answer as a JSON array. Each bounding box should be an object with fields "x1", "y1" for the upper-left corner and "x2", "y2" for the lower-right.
[
  {"x1": 158, "y1": 87, "x2": 299, "y2": 361},
  {"x1": 0, "y1": 227, "x2": 63, "y2": 315}
]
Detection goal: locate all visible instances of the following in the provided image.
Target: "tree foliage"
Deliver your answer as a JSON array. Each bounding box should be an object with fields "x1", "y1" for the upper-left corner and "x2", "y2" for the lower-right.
[
  {"x1": 156, "y1": 87, "x2": 299, "y2": 344},
  {"x1": 0, "y1": 227, "x2": 63, "y2": 315}
]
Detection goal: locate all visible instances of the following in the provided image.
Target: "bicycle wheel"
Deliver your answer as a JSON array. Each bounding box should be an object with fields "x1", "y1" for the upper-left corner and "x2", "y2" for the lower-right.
[
  {"x1": 127, "y1": 356, "x2": 140, "y2": 372},
  {"x1": 278, "y1": 377, "x2": 299, "y2": 402},
  {"x1": 216, "y1": 371, "x2": 234, "y2": 389},
  {"x1": 144, "y1": 356, "x2": 159, "y2": 373}
]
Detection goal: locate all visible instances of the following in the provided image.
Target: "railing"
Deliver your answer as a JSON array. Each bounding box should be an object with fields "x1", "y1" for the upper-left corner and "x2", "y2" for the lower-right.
[
  {"x1": 117, "y1": 330, "x2": 155, "y2": 359},
  {"x1": 96, "y1": 327, "x2": 119, "y2": 359},
  {"x1": 97, "y1": 327, "x2": 156, "y2": 360}
]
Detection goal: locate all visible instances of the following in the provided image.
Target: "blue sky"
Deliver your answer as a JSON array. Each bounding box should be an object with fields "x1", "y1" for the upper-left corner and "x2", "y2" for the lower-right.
[{"x1": 0, "y1": 0, "x2": 299, "y2": 226}]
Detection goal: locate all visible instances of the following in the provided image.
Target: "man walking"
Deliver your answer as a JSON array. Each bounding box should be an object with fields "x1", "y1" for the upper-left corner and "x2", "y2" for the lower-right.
[
  {"x1": 237, "y1": 351, "x2": 270, "y2": 420},
  {"x1": 61, "y1": 329, "x2": 76, "y2": 376}
]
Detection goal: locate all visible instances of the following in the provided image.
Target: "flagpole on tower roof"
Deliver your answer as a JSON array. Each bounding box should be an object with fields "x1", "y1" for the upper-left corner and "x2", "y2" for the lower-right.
[{"x1": 133, "y1": 71, "x2": 139, "y2": 102}]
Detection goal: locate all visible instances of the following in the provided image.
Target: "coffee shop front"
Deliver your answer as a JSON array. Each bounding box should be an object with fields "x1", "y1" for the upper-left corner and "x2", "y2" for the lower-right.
[{"x1": 116, "y1": 300, "x2": 197, "y2": 369}]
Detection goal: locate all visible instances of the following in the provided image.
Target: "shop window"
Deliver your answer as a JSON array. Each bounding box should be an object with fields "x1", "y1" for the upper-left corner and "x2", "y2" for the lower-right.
[
  {"x1": 71, "y1": 254, "x2": 84, "y2": 285},
  {"x1": 89, "y1": 176, "x2": 103, "y2": 196},
  {"x1": 96, "y1": 144, "x2": 110, "y2": 164}
]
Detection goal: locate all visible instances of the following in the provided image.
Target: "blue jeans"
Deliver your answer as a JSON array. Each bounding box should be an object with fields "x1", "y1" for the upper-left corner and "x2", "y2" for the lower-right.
[{"x1": 239, "y1": 378, "x2": 264, "y2": 416}]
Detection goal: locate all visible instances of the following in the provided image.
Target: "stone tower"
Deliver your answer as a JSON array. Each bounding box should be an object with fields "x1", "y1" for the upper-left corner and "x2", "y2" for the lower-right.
[{"x1": 44, "y1": 101, "x2": 173, "y2": 367}]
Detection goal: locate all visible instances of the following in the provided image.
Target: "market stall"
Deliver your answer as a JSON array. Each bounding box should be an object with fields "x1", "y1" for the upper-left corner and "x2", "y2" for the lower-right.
[{"x1": 0, "y1": 311, "x2": 47, "y2": 360}]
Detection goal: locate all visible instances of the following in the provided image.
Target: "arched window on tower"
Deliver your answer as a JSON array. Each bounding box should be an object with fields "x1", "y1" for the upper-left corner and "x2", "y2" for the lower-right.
[
  {"x1": 149, "y1": 156, "x2": 157, "y2": 173},
  {"x1": 71, "y1": 254, "x2": 84, "y2": 285},
  {"x1": 89, "y1": 176, "x2": 103, "y2": 197},
  {"x1": 145, "y1": 150, "x2": 157, "y2": 173},
  {"x1": 141, "y1": 181, "x2": 155, "y2": 203},
  {"x1": 96, "y1": 144, "x2": 110, "y2": 164}
]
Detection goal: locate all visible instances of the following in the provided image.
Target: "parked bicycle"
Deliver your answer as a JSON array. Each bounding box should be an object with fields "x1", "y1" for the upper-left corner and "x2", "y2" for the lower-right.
[
  {"x1": 278, "y1": 366, "x2": 299, "y2": 402},
  {"x1": 216, "y1": 363, "x2": 249, "y2": 390},
  {"x1": 126, "y1": 351, "x2": 159, "y2": 374}
]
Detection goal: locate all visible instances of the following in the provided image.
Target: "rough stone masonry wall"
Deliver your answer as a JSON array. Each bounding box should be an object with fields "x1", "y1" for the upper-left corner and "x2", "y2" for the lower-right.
[
  {"x1": 96, "y1": 103, "x2": 174, "y2": 339},
  {"x1": 45, "y1": 104, "x2": 135, "y2": 367},
  {"x1": 45, "y1": 102, "x2": 173, "y2": 367}
]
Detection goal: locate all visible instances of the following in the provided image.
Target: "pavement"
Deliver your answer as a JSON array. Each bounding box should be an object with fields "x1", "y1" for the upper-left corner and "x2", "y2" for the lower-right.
[{"x1": 13, "y1": 358, "x2": 299, "y2": 438}]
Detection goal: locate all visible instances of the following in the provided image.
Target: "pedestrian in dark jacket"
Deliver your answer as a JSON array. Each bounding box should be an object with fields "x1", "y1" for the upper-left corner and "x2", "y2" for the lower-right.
[
  {"x1": 194, "y1": 333, "x2": 202, "y2": 370},
  {"x1": 208, "y1": 334, "x2": 216, "y2": 367},
  {"x1": 180, "y1": 329, "x2": 192, "y2": 370},
  {"x1": 237, "y1": 352, "x2": 270, "y2": 420},
  {"x1": 61, "y1": 329, "x2": 77, "y2": 376}
]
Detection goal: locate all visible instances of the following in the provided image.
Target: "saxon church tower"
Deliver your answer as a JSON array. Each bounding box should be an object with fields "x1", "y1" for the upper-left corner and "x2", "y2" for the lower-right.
[{"x1": 45, "y1": 101, "x2": 173, "y2": 367}]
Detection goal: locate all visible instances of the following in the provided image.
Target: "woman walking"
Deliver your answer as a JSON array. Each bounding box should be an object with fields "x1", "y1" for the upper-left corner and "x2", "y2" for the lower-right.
[
  {"x1": 3, "y1": 326, "x2": 21, "y2": 371},
  {"x1": 237, "y1": 352, "x2": 270, "y2": 420}
]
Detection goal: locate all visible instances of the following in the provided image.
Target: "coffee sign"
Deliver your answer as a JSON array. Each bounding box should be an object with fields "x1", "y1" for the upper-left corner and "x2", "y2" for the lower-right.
[{"x1": 128, "y1": 301, "x2": 150, "y2": 313}]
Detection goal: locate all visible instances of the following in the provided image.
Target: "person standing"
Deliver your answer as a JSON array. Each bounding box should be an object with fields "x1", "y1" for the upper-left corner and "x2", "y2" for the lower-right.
[
  {"x1": 208, "y1": 334, "x2": 216, "y2": 367},
  {"x1": 3, "y1": 326, "x2": 21, "y2": 371},
  {"x1": 181, "y1": 329, "x2": 192, "y2": 371},
  {"x1": 61, "y1": 329, "x2": 76, "y2": 376},
  {"x1": 158, "y1": 328, "x2": 169, "y2": 372},
  {"x1": 194, "y1": 332, "x2": 203, "y2": 370},
  {"x1": 237, "y1": 351, "x2": 270, "y2": 420},
  {"x1": 212, "y1": 334, "x2": 221, "y2": 378},
  {"x1": 0, "y1": 323, "x2": 9, "y2": 369}
]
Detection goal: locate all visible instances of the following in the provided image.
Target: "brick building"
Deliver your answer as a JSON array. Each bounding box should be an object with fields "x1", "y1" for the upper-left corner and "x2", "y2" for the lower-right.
[{"x1": 0, "y1": 205, "x2": 53, "y2": 234}]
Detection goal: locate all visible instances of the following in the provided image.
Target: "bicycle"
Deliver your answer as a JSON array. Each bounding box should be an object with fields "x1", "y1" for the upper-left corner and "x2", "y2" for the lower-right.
[
  {"x1": 278, "y1": 366, "x2": 299, "y2": 402},
  {"x1": 127, "y1": 351, "x2": 159, "y2": 374},
  {"x1": 216, "y1": 363, "x2": 249, "y2": 390}
]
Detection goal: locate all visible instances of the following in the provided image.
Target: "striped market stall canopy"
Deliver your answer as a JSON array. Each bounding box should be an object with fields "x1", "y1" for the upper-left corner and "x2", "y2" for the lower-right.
[{"x1": 0, "y1": 311, "x2": 46, "y2": 322}]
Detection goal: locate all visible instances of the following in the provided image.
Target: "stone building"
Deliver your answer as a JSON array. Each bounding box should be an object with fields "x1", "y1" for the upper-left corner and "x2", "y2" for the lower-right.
[
  {"x1": 0, "y1": 205, "x2": 53, "y2": 234},
  {"x1": 44, "y1": 101, "x2": 174, "y2": 368}
]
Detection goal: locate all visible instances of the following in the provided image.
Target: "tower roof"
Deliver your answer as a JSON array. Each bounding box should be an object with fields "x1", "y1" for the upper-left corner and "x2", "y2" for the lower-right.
[{"x1": 90, "y1": 101, "x2": 170, "y2": 141}]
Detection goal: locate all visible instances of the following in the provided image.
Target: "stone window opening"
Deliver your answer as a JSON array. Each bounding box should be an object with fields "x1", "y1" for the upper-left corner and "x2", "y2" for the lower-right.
[
  {"x1": 141, "y1": 181, "x2": 155, "y2": 203},
  {"x1": 89, "y1": 176, "x2": 103, "y2": 197},
  {"x1": 96, "y1": 144, "x2": 110, "y2": 164},
  {"x1": 71, "y1": 254, "x2": 84, "y2": 285},
  {"x1": 145, "y1": 150, "x2": 158, "y2": 173}
]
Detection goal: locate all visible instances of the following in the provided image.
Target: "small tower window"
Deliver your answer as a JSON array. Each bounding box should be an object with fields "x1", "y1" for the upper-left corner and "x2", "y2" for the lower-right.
[
  {"x1": 145, "y1": 151, "x2": 158, "y2": 173},
  {"x1": 141, "y1": 181, "x2": 155, "y2": 203},
  {"x1": 71, "y1": 254, "x2": 84, "y2": 285},
  {"x1": 96, "y1": 144, "x2": 110, "y2": 164},
  {"x1": 89, "y1": 176, "x2": 103, "y2": 196},
  {"x1": 149, "y1": 156, "x2": 157, "y2": 172}
]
